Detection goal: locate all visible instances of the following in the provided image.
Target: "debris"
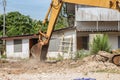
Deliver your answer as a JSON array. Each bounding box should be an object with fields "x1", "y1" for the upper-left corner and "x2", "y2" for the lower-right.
[{"x1": 0, "y1": 56, "x2": 120, "y2": 80}]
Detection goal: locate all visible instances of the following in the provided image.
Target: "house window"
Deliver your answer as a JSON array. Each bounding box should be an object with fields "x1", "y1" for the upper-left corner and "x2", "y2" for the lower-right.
[
  {"x1": 118, "y1": 36, "x2": 120, "y2": 48},
  {"x1": 14, "y1": 39, "x2": 22, "y2": 52}
]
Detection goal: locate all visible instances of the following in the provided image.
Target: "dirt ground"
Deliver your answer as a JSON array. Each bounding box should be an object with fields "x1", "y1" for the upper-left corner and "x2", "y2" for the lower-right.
[{"x1": 0, "y1": 56, "x2": 120, "y2": 80}]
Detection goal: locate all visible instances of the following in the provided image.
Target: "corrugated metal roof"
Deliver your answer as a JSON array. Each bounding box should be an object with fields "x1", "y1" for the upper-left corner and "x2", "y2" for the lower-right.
[
  {"x1": 0, "y1": 27, "x2": 76, "y2": 40},
  {"x1": 53, "y1": 27, "x2": 75, "y2": 32},
  {"x1": 0, "y1": 34, "x2": 39, "y2": 40},
  {"x1": 77, "y1": 29, "x2": 120, "y2": 32}
]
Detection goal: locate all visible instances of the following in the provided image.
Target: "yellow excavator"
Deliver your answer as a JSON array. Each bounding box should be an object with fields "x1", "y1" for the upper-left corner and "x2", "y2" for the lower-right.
[{"x1": 31, "y1": 0, "x2": 120, "y2": 65}]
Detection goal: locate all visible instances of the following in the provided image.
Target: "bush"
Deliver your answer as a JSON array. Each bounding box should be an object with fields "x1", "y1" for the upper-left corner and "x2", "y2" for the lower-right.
[
  {"x1": 90, "y1": 34, "x2": 111, "y2": 54},
  {"x1": 74, "y1": 49, "x2": 90, "y2": 59},
  {"x1": 1, "y1": 54, "x2": 6, "y2": 59}
]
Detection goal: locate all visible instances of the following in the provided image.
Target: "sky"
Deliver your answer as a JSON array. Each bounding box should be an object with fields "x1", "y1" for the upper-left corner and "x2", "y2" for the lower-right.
[{"x1": 0, "y1": 0, "x2": 51, "y2": 20}]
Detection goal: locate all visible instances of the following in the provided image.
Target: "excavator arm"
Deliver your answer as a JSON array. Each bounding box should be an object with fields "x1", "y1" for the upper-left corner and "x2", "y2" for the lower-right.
[{"x1": 31, "y1": 0, "x2": 120, "y2": 61}]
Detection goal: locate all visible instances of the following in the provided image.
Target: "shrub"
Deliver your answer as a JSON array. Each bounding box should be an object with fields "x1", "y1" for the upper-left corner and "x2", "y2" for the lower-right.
[
  {"x1": 1, "y1": 54, "x2": 6, "y2": 59},
  {"x1": 90, "y1": 34, "x2": 111, "y2": 54},
  {"x1": 74, "y1": 49, "x2": 90, "y2": 59}
]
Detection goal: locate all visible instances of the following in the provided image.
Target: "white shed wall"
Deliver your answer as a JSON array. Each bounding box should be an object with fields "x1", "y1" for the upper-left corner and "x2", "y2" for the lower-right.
[
  {"x1": 22, "y1": 39, "x2": 30, "y2": 58},
  {"x1": 6, "y1": 40, "x2": 14, "y2": 58},
  {"x1": 6, "y1": 39, "x2": 29, "y2": 59},
  {"x1": 47, "y1": 29, "x2": 77, "y2": 58}
]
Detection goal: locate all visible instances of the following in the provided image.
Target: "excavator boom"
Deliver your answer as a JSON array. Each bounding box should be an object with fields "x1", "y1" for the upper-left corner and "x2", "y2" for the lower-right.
[{"x1": 31, "y1": 0, "x2": 120, "y2": 61}]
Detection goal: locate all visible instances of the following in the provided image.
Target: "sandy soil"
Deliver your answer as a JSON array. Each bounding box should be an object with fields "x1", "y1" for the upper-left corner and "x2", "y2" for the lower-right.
[{"x1": 0, "y1": 57, "x2": 120, "y2": 80}]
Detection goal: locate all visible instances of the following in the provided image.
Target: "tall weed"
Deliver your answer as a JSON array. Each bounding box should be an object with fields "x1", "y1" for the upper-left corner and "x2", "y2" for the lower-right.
[{"x1": 90, "y1": 34, "x2": 111, "y2": 54}]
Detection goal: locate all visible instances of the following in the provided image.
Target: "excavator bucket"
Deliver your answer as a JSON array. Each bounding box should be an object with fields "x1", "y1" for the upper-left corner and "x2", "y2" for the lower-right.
[
  {"x1": 31, "y1": 42, "x2": 49, "y2": 61},
  {"x1": 112, "y1": 54, "x2": 120, "y2": 66}
]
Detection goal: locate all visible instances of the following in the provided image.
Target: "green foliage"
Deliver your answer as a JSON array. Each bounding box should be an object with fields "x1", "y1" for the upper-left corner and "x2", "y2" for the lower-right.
[
  {"x1": 6, "y1": 12, "x2": 33, "y2": 36},
  {"x1": 0, "y1": 9, "x2": 68, "y2": 37},
  {"x1": 74, "y1": 49, "x2": 90, "y2": 59},
  {"x1": 90, "y1": 34, "x2": 111, "y2": 54},
  {"x1": 41, "y1": 21, "x2": 49, "y2": 32},
  {"x1": 1, "y1": 54, "x2": 6, "y2": 59},
  {"x1": 54, "y1": 4, "x2": 68, "y2": 30},
  {"x1": 31, "y1": 20, "x2": 42, "y2": 34},
  {"x1": 55, "y1": 15, "x2": 67, "y2": 30},
  {"x1": 0, "y1": 11, "x2": 41, "y2": 36}
]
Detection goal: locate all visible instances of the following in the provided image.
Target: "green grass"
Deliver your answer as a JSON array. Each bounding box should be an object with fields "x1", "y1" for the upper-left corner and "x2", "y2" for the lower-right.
[{"x1": 74, "y1": 49, "x2": 91, "y2": 60}]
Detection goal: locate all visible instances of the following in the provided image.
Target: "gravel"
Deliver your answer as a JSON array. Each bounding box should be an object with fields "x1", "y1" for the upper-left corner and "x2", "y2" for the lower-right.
[{"x1": 0, "y1": 58, "x2": 120, "y2": 80}]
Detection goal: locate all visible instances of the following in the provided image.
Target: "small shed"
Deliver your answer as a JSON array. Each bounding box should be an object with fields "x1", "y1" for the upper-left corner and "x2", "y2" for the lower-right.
[
  {"x1": 0, "y1": 34, "x2": 39, "y2": 59},
  {"x1": 0, "y1": 27, "x2": 77, "y2": 59}
]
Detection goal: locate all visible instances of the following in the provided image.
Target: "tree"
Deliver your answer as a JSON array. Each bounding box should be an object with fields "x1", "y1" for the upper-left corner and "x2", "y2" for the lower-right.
[
  {"x1": 30, "y1": 20, "x2": 42, "y2": 34},
  {"x1": 40, "y1": 3, "x2": 68, "y2": 32},
  {"x1": 55, "y1": 14, "x2": 67, "y2": 30},
  {"x1": 0, "y1": 11, "x2": 41, "y2": 36},
  {"x1": 55, "y1": 3, "x2": 68, "y2": 30},
  {"x1": 0, "y1": 8, "x2": 69, "y2": 37}
]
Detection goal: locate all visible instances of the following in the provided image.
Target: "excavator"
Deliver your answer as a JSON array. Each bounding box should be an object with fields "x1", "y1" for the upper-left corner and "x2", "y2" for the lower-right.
[{"x1": 31, "y1": 0, "x2": 120, "y2": 65}]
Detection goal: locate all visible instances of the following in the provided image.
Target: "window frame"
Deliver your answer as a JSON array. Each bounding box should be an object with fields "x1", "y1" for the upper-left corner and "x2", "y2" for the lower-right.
[{"x1": 14, "y1": 39, "x2": 22, "y2": 52}]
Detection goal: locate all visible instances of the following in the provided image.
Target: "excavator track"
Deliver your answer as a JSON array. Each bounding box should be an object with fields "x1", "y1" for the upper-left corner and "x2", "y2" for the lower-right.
[
  {"x1": 31, "y1": 42, "x2": 49, "y2": 61},
  {"x1": 112, "y1": 54, "x2": 120, "y2": 66}
]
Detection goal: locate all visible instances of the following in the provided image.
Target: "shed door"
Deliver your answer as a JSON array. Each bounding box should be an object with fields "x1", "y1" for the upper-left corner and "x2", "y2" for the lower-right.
[{"x1": 77, "y1": 36, "x2": 89, "y2": 50}]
